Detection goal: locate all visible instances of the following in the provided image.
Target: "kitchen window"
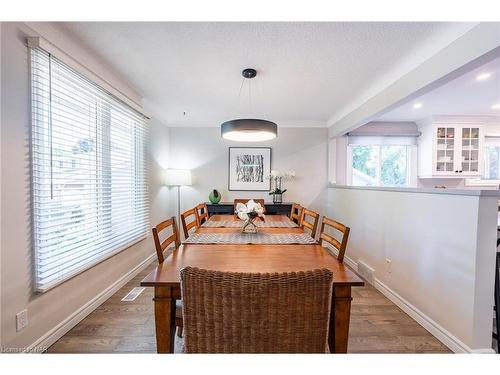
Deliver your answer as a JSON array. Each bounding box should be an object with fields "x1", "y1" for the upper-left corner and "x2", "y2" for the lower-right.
[
  {"x1": 483, "y1": 137, "x2": 500, "y2": 180},
  {"x1": 347, "y1": 136, "x2": 417, "y2": 187},
  {"x1": 30, "y1": 47, "x2": 149, "y2": 292},
  {"x1": 465, "y1": 136, "x2": 500, "y2": 187}
]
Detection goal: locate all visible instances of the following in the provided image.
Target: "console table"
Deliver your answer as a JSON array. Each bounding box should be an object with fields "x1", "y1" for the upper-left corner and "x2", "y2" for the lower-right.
[{"x1": 206, "y1": 202, "x2": 293, "y2": 216}]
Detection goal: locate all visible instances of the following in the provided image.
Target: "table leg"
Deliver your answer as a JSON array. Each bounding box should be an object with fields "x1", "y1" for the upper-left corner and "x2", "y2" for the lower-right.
[
  {"x1": 328, "y1": 285, "x2": 352, "y2": 353},
  {"x1": 153, "y1": 286, "x2": 176, "y2": 353}
]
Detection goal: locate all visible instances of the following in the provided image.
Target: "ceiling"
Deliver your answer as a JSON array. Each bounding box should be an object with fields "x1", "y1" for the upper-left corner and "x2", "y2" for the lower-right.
[
  {"x1": 60, "y1": 22, "x2": 476, "y2": 127},
  {"x1": 377, "y1": 56, "x2": 500, "y2": 122}
]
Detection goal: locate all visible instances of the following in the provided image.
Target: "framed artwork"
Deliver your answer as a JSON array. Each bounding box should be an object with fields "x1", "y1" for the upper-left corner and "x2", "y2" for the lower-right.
[{"x1": 228, "y1": 147, "x2": 271, "y2": 191}]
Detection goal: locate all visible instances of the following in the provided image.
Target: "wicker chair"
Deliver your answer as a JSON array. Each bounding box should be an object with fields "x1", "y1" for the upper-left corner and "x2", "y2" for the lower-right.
[{"x1": 180, "y1": 267, "x2": 333, "y2": 353}]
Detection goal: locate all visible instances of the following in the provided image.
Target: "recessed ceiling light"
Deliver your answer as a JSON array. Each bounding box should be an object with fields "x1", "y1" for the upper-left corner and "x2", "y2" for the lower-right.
[
  {"x1": 492, "y1": 103, "x2": 500, "y2": 110},
  {"x1": 476, "y1": 72, "x2": 491, "y2": 81},
  {"x1": 413, "y1": 103, "x2": 423, "y2": 109}
]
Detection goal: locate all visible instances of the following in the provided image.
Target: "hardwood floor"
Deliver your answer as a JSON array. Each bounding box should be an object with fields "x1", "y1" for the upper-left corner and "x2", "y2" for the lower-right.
[{"x1": 47, "y1": 262, "x2": 451, "y2": 354}]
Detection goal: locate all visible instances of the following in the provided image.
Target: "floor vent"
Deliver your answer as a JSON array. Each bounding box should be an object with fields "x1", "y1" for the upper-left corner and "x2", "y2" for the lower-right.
[
  {"x1": 357, "y1": 260, "x2": 375, "y2": 284},
  {"x1": 121, "y1": 287, "x2": 145, "y2": 302}
]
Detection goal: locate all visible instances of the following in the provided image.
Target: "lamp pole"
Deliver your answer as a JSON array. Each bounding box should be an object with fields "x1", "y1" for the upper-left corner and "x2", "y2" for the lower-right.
[
  {"x1": 176, "y1": 185, "x2": 181, "y2": 228},
  {"x1": 165, "y1": 169, "x2": 192, "y2": 230}
]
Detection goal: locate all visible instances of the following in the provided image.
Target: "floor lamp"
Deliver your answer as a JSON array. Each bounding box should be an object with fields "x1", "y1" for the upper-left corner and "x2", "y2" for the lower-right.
[{"x1": 165, "y1": 169, "x2": 192, "y2": 228}]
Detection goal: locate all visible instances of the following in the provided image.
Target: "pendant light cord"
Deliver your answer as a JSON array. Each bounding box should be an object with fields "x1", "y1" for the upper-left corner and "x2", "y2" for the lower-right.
[
  {"x1": 238, "y1": 77, "x2": 245, "y2": 99},
  {"x1": 248, "y1": 79, "x2": 252, "y2": 112}
]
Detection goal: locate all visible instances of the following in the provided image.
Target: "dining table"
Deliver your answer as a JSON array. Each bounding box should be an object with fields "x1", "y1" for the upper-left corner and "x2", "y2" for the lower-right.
[{"x1": 141, "y1": 213, "x2": 364, "y2": 353}]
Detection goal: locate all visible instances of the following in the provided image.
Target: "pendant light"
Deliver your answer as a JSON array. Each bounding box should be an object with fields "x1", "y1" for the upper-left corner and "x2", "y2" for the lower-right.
[{"x1": 221, "y1": 68, "x2": 278, "y2": 142}]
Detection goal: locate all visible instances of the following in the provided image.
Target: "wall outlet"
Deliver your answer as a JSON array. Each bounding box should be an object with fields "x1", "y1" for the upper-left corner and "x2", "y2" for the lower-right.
[
  {"x1": 16, "y1": 309, "x2": 28, "y2": 332},
  {"x1": 385, "y1": 258, "x2": 392, "y2": 273}
]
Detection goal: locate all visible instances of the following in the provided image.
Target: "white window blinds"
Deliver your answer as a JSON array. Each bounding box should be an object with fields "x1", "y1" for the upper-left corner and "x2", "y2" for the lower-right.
[{"x1": 30, "y1": 47, "x2": 149, "y2": 292}]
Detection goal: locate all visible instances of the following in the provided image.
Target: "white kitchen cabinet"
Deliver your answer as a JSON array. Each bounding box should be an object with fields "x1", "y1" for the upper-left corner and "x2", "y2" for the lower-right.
[{"x1": 418, "y1": 120, "x2": 483, "y2": 178}]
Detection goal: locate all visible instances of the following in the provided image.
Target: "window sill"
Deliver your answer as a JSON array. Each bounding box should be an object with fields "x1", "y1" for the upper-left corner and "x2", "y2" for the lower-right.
[
  {"x1": 36, "y1": 232, "x2": 149, "y2": 293},
  {"x1": 328, "y1": 183, "x2": 500, "y2": 197}
]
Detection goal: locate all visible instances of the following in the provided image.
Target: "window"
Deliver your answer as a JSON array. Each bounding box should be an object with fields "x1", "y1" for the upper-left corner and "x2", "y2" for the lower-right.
[
  {"x1": 347, "y1": 136, "x2": 416, "y2": 187},
  {"x1": 483, "y1": 137, "x2": 500, "y2": 180},
  {"x1": 351, "y1": 145, "x2": 409, "y2": 186},
  {"x1": 31, "y1": 48, "x2": 149, "y2": 292},
  {"x1": 464, "y1": 136, "x2": 500, "y2": 187}
]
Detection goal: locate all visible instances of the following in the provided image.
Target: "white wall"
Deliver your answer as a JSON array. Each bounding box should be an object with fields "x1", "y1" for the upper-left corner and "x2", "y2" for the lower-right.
[
  {"x1": 326, "y1": 185, "x2": 498, "y2": 352},
  {"x1": 167, "y1": 127, "x2": 328, "y2": 219},
  {"x1": 0, "y1": 21, "x2": 3, "y2": 349},
  {"x1": 0, "y1": 22, "x2": 170, "y2": 351}
]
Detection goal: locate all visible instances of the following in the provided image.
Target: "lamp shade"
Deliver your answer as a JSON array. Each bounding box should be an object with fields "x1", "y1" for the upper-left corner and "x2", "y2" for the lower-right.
[
  {"x1": 221, "y1": 119, "x2": 277, "y2": 142},
  {"x1": 165, "y1": 169, "x2": 192, "y2": 186}
]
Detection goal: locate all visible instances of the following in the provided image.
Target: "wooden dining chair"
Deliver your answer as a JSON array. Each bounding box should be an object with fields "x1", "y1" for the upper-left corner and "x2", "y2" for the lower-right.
[
  {"x1": 290, "y1": 203, "x2": 303, "y2": 225},
  {"x1": 233, "y1": 199, "x2": 266, "y2": 213},
  {"x1": 181, "y1": 208, "x2": 199, "y2": 239},
  {"x1": 319, "y1": 216, "x2": 350, "y2": 263},
  {"x1": 152, "y1": 216, "x2": 181, "y2": 263},
  {"x1": 181, "y1": 266, "x2": 333, "y2": 353},
  {"x1": 151, "y1": 217, "x2": 183, "y2": 336},
  {"x1": 196, "y1": 203, "x2": 209, "y2": 225},
  {"x1": 301, "y1": 208, "x2": 320, "y2": 239}
]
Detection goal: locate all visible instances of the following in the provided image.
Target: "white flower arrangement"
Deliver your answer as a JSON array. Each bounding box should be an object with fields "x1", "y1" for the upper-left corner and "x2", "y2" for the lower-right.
[{"x1": 235, "y1": 200, "x2": 265, "y2": 221}]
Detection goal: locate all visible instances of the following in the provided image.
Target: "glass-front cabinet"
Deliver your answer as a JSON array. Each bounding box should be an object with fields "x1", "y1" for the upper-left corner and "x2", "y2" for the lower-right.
[
  {"x1": 435, "y1": 127, "x2": 455, "y2": 173},
  {"x1": 433, "y1": 125, "x2": 482, "y2": 176},
  {"x1": 460, "y1": 127, "x2": 480, "y2": 174}
]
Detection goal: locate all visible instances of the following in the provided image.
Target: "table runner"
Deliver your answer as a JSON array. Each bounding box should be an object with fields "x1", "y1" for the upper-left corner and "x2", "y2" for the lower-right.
[
  {"x1": 184, "y1": 232, "x2": 316, "y2": 245},
  {"x1": 201, "y1": 220, "x2": 298, "y2": 228}
]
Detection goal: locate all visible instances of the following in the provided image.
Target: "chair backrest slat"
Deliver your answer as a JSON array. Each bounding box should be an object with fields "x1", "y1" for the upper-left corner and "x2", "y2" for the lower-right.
[
  {"x1": 290, "y1": 203, "x2": 304, "y2": 225},
  {"x1": 319, "y1": 232, "x2": 341, "y2": 250},
  {"x1": 181, "y1": 208, "x2": 199, "y2": 239},
  {"x1": 196, "y1": 203, "x2": 209, "y2": 225},
  {"x1": 181, "y1": 267, "x2": 333, "y2": 353},
  {"x1": 152, "y1": 216, "x2": 180, "y2": 263},
  {"x1": 319, "y1": 216, "x2": 350, "y2": 263},
  {"x1": 160, "y1": 233, "x2": 180, "y2": 252},
  {"x1": 301, "y1": 208, "x2": 320, "y2": 239}
]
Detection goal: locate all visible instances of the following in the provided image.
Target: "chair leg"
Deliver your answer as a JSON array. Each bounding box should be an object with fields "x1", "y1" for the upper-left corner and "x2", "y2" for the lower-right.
[{"x1": 177, "y1": 326, "x2": 183, "y2": 338}]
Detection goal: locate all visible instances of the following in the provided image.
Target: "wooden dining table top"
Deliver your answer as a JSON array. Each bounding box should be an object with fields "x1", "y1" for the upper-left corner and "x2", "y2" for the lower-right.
[{"x1": 142, "y1": 214, "x2": 363, "y2": 288}]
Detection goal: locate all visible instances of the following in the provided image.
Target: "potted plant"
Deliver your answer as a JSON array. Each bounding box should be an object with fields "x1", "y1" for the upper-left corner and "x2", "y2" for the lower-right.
[{"x1": 267, "y1": 170, "x2": 295, "y2": 203}]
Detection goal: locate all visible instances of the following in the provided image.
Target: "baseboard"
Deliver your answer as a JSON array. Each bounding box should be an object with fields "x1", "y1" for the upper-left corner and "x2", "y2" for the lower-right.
[
  {"x1": 344, "y1": 255, "x2": 493, "y2": 354},
  {"x1": 342, "y1": 254, "x2": 358, "y2": 273},
  {"x1": 25, "y1": 253, "x2": 156, "y2": 353},
  {"x1": 372, "y1": 278, "x2": 475, "y2": 353},
  {"x1": 471, "y1": 348, "x2": 496, "y2": 354}
]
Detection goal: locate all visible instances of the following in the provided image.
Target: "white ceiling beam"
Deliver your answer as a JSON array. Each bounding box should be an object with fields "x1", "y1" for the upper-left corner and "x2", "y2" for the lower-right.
[{"x1": 328, "y1": 22, "x2": 500, "y2": 138}]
